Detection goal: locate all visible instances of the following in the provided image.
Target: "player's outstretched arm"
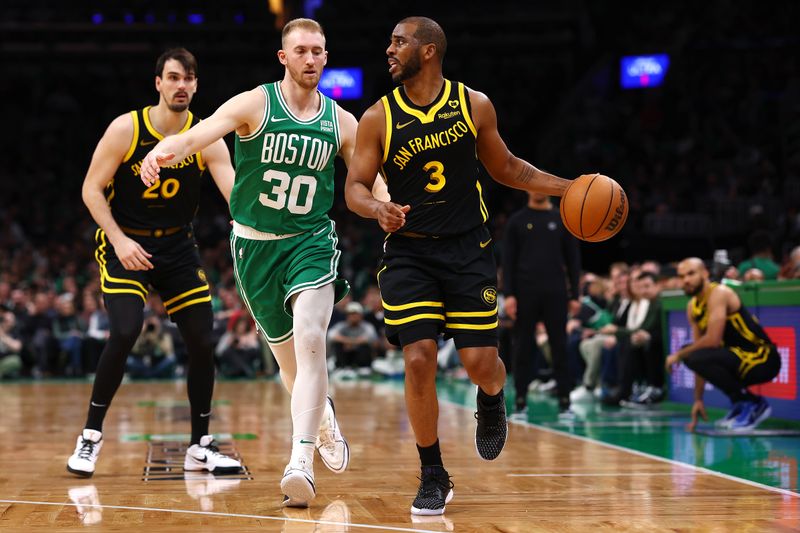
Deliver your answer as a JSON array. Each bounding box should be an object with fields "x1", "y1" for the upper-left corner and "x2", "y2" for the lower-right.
[
  {"x1": 344, "y1": 103, "x2": 408, "y2": 232},
  {"x1": 140, "y1": 88, "x2": 263, "y2": 187},
  {"x1": 469, "y1": 88, "x2": 571, "y2": 196},
  {"x1": 81, "y1": 114, "x2": 153, "y2": 270}
]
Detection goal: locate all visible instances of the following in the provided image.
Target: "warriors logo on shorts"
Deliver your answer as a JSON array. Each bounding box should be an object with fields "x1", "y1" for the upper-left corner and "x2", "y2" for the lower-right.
[
  {"x1": 482, "y1": 287, "x2": 497, "y2": 307},
  {"x1": 197, "y1": 269, "x2": 207, "y2": 283}
]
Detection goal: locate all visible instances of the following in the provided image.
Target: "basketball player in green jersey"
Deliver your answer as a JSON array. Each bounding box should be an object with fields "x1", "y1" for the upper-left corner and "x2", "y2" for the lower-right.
[
  {"x1": 68, "y1": 48, "x2": 241, "y2": 478},
  {"x1": 141, "y1": 19, "x2": 387, "y2": 507},
  {"x1": 345, "y1": 17, "x2": 577, "y2": 515}
]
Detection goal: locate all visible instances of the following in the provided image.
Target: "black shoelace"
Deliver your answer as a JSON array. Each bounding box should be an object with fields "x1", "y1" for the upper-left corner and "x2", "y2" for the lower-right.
[
  {"x1": 474, "y1": 402, "x2": 503, "y2": 428},
  {"x1": 417, "y1": 469, "x2": 454, "y2": 498},
  {"x1": 78, "y1": 439, "x2": 96, "y2": 460}
]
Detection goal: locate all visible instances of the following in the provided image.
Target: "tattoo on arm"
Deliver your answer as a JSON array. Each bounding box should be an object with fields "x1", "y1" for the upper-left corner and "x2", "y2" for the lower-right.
[{"x1": 514, "y1": 164, "x2": 536, "y2": 185}]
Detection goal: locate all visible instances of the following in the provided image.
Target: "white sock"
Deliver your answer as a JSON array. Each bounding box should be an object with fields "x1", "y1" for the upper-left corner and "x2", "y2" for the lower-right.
[{"x1": 287, "y1": 284, "x2": 334, "y2": 466}]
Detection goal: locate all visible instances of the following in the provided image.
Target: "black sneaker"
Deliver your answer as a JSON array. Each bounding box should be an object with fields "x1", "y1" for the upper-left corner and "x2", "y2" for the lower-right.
[
  {"x1": 410, "y1": 465, "x2": 454, "y2": 516},
  {"x1": 474, "y1": 387, "x2": 507, "y2": 460}
]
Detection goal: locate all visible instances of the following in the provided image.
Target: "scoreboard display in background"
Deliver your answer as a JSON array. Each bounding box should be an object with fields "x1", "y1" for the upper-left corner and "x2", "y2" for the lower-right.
[
  {"x1": 667, "y1": 306, "x2": 799, "y2": 419},
  {"x1": 318, "y1": 67, "x2": 363, "y2": 100},
  {"x1": 620, "y1": 54, "x2": 670, "y2": 89}
]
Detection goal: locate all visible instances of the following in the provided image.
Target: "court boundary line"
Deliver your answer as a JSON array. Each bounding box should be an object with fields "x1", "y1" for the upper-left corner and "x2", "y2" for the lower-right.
[
  {"x1": 0, "y1": 499, "x2": 441, "y2": 533},
  {"x1": 440, "y1": 398, "x2": 800, "y2": 499}
]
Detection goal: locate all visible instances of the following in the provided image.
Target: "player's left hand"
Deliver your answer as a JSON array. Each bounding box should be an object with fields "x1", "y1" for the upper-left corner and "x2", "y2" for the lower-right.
[
  {"x1": 140, "y1": 151, "x2": 176, "y2": 187},
  {"x1": 376, "y1": 202, "x2": 410, "y2": 233}
]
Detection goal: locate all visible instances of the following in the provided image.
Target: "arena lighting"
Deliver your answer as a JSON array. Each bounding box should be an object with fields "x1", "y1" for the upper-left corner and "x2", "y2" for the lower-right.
[
  {"x1": 319, "y1": 67, "x2": 363, "y2": 100},
  {"x1": 620, "y1": 54, "x2": 670, "y2": 89}
]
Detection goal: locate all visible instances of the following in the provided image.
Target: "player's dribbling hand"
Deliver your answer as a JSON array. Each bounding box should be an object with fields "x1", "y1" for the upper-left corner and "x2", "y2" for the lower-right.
[
  {"x1": 140, "y1": 151, "x2": 176, "y2": 187},
  {"x1": 686, "y1": 400, "x2": 708, "y2": 432},
  {"x1": 377, "y1": 203, "x2": 410, "y2": 233},
  {"x1": 113, "y1": 235, "x2": 154, "y2": 271}
]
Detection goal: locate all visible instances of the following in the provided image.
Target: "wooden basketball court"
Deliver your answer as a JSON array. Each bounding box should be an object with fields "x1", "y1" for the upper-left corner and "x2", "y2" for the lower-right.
[{"x1": 0, "y1": 379, "x2": 798, "y2": 531}]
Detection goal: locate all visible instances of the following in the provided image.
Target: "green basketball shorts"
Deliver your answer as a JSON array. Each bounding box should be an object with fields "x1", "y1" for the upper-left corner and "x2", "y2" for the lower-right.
[{"x1": 230, "y1": 219, "x2": 349, "y2": 344}]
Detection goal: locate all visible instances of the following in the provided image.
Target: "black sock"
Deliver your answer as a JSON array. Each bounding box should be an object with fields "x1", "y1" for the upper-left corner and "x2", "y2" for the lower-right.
[
  {"x1": 478, "y1": 387, "x2": 503, "y2": 408},
  {"x1": 85, "y1": 402, "x2": 110, "y2": 432},
  {"x1": 417, "y1": 439, "x2": 443, "y2": 467},
  {"x1": 191, "y1": 409, "x2": 211, "y2": 445}
]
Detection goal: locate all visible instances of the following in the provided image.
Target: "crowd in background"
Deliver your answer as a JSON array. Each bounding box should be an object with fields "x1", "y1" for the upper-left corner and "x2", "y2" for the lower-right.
[{"x1": 1, "y1": 1, "x2": 799, "y2": 385}]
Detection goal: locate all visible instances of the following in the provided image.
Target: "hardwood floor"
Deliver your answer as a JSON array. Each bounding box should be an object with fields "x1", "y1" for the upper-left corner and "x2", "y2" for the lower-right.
[{"x1": 0, "y1": 379, "x2": 797, "y2": 532}]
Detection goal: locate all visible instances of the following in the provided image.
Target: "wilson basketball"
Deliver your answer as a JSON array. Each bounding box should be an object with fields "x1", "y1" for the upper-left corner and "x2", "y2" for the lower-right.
[{"x1": 559, "y1": 173, "x2": 628, "y2": 242}]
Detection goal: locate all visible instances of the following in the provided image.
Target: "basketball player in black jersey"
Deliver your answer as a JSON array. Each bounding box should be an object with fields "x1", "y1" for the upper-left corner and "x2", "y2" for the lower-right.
[
  {"x1": 67, "y1": 48, "x2": 241, "y2": 477},
  {"x1": 345, "y1": 17, "x2": 577, "y2": 515},
  {"x1": 666, "y1": 258, "x2": 781, "y2": 432}
]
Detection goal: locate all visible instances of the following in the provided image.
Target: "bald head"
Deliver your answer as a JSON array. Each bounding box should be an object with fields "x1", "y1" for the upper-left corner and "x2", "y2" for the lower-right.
[{"x1": 677, "y1": 257, "x2": 708, "y2": 297}]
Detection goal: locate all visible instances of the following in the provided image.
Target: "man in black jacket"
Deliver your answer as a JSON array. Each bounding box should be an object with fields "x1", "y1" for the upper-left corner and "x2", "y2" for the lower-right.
[{"x1": 503, "y1": 192, "x2": 581, "y2": 415}]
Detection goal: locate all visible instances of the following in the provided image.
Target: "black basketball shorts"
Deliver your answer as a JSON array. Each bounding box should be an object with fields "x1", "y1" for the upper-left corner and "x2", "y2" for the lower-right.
[
  {"x1": 378, "y1": 225, "x2": 498, "y2": 349},
  {"x1": 94, "y1": 227, "x2": 211, "y2": 318}
]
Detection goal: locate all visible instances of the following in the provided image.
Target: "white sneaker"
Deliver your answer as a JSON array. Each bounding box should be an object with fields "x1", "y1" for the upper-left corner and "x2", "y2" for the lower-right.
[
  {"x1": 527, "y1": 379, "x2": 542, "y2": 393},
  {"x1": 316, "y1": 396, "x2": 350, "y2": 474},
  {"x1": 67, "y1": 429, "x2": 103, "y2": 478},
  {"x1": 537, "y1": 379, "x2": 557, "y2": 393},
  {"x1": 569, "y1": 385, "x2": 595, "y2": 403},
  {"x1": 281, "y1": 456, "x2": 316, "y2": 508},
  {"x1": 184, "y1": 435, "x2": 242, "y2": 474}
]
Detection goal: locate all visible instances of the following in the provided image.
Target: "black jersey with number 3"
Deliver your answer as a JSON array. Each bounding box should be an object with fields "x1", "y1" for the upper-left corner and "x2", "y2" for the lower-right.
[
  {"x1": 380, "y1": 79, "x2": 487, "y2": 236},
  {"x1": 107, "y1": 106, "x2": 205, "y2": 229}
]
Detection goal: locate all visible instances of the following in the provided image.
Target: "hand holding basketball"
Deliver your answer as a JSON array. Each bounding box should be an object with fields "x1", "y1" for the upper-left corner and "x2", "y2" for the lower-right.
[{"x1": 559, "y1": 173, "x2": 628, "y2": 242}]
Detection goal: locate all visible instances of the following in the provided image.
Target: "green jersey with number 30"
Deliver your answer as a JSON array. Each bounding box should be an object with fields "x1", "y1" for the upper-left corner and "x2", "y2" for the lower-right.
[{"x1": 232, "y1": 82, "x2": 341, "y2": 234}]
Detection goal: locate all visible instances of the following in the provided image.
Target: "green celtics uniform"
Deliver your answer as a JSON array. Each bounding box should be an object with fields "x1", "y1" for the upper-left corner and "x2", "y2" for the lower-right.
[{"x1": 231, "y1": 82, "x2": 348, "y2": 343}]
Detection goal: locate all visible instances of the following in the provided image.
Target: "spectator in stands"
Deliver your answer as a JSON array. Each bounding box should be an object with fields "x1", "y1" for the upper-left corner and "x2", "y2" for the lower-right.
[
  {"x1": 778, "y1": 245, "x2": 800, "y2": 280},
  {"x1": 53, "y1": 293, "x2": 85, "y2": 376},
  {"x1": 612, "y1": 271, "x2": 665, "y2": 405},
  {"x1": 215, "y1": 313, "x2": 262, "y2": 378},
  {"x1": 0, "y1": 311, "x2": 23, "y2": 379},
  {"x1": 737, "y1": 230, "x2": 780, "y2": 280},
  {"x1": 22, "y1": 291, "x2": 57, "y2": 378},
  {"x1": 328, "y1": 302, "x2": 377, "y2": 379},
  {"x1": 127, "y1": 315, "x2": 176, "y2": 379}
]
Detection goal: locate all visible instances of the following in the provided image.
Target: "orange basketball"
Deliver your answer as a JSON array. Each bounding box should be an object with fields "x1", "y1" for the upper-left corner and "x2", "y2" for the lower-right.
[{"x1": 559, "y1": 173, "x2": 628, "y2": 242}]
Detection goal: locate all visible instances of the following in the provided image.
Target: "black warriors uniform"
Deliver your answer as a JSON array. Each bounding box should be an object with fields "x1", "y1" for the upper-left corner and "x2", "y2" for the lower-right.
[
  {"x1": 377, "y1": 80, "x2": 497, "y2": 348},
  {"x1": 96, "y1": 106, "x2": 211, "y2": 316},
  {"x1": 689, "y1": 283, "x2": 780, "y2": 380}
]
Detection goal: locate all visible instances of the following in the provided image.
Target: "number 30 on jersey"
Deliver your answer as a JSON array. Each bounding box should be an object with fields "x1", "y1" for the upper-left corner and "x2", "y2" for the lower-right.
[{"x1": 260, "y1": 169, "x2": 317, "y2": 215}]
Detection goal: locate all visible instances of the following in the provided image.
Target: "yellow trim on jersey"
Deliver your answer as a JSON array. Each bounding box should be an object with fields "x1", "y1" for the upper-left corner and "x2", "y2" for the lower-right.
[
  {"x1": 163, "y1": 284, "x2": 210, "y2": 307},
  {"x1": 476, "y1": 181, "x2": 489, "y2": 222},
  {"x1": 446, "y1": 320, "x2": 499, "y2": 330},
  {"x1": 143, "y1": 106, "x2": 194, "y2": 140},
  {"x1": 122, "y1": 110, "x2": 140, "y2": 163},
  {"x1": 445, "y1": 306, "x2": 497, "y2": 318},
  {"x1": 197, "y1": 150, "x2": 206, "y2": 171},
  {"x1": 382, "y1": 300, "x2": 444, "y2": 312},
  {"x1": 376, "y1": 265, "x2": 388, "y2": 289},
  {"x1": 166, "y1": 295, "x2": 212, "y2": 315},
  {"x1": 458, "y1": 83, "x2": 477, "y2": 137},
  {"x1": 385, "y1": 313, "x2": 445, "y2": 325},
  {"x1": 729, "y1": 312, "x2": 764, "y2": 345},
  {"x1": 381, "y1": 96, "x2": 392, "y2": 163},
  {"x1": 392, "y1": 79, "x2": 452, "y2": 124}
]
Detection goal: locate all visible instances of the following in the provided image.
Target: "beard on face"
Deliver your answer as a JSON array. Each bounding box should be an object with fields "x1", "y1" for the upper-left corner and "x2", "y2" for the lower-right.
[
  {"x1": 392, "y1": 51, "x2": 422, "y2": 83},
  {"x1": 167, "y1": 102, "x2": 189, "y2": 112},
  {"x1": 683, "y1": 280, "x2": 703, "y2": 297}
]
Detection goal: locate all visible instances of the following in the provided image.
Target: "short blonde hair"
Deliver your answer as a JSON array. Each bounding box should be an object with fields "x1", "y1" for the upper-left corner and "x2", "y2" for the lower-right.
[{"x1": 282, "y1": 18, "x2": 325, "y2": 48}]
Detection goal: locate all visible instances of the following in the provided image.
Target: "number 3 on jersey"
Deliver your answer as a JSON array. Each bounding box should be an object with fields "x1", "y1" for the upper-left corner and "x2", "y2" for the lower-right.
[
  {"x1": 423, "y1": 161, "x2": 446, "y2": 193},
  {"x1": 260, "y1": 169, "x2": 318, "y2": 215}
]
